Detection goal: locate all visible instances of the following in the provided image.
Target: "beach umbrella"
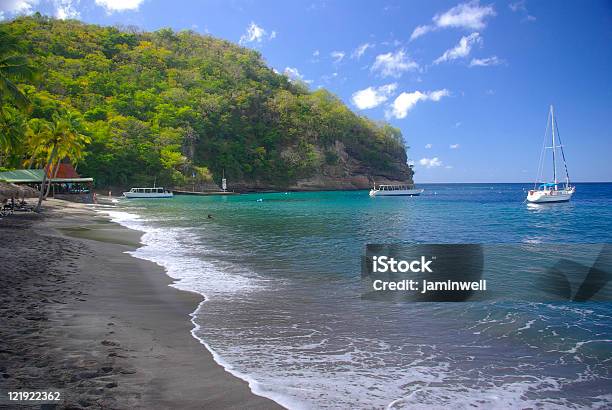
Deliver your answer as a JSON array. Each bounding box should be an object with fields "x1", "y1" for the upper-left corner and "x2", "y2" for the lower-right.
[
  {"x1": 16, "y1": 184, "x2": 39, "y2": 198},
  {"x1": 0, "y1": 181, "x2": 20, "y2": 199}
]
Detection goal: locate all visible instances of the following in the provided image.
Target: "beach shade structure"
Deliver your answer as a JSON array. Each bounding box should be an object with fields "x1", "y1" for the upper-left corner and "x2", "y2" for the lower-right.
[
  {"x1": 0, "y1": 181, "x2": 21, "y2": 199},
  {"x1": 16, "y1": 184, "x2": 40, "y2": 198}
]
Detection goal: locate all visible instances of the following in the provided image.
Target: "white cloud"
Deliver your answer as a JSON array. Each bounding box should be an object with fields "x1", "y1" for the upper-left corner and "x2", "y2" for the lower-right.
[
  {"x1": 390, "y1": 92, "x2": 424, "y2": 118},
  {"x1": 283, "y1": 67, "x2": 312, "y2": 84},
  {"x1": 469, "y1": 55, "x2": 503, "y2": 67},
  {"x1": 283, "y1": 67, "x2": 301, "y2": 80},
  {"x1": 311, "y1": 50, "x2": 320, "y2": 63},
  {"x1": 0, "y1": 0, "x2": 38, "y2": 14},
  {"x1": 371, "y1": 50, "x2": 418, "y2": 78},
  {"x1": 351, "y1": 43, "x2": 373, "y2": 59},
  {"x1": 381, "y1": 39, "x2": 402, "y2": 47},
  {"x1": 306, "y1": 2, "x2": 326, "y2": 12},
  {"x1": 425, "y1": 143, "x2": 432, "y2": 149},
  {"x1": 445, "y1": 165, "x2": 454, "y2": 169},
  {"x1": 94, "y1": 0, "x2": 143, "y2": 12},
  {"x1": 509, "y1": 0, "x2": 536, "y2": 21},
  {"x1": 434, "y1": 1, "x2": 495, "y2": 29},
  {"x1": 410, "y1": 25, "x2": 434, "y2": 41},
  {"x1": 269, "y1": 30, "x2": 277, "y2": 39},
  {"x1": 410, "y1": 0, "x2": 495, "y2": 40},
  {"x1": 239, "y1": 22, "x2": 269, "y2": 45},
  {"x1": 434, "y1": 32, "x2": 481, "y2": 64},
  {"x1": 419, "y1": 157, "x2": 443, "y2": 168},
  {"x1": 450, "y1": 143, "x2": 460, "y2": 149},
  {"x1": 389, "y1": 89, "x2": 450, "y2": 119},
  {"x1": 0, "y1": 11, "x2": 4, "y2": 20},
  {"x1": 321, "y1": 72, "x2": 338, "y2": 82},
  {"x1": 509, "y1": 0, "x2": 525, "y2": 12},
  {"x1": 54, "y1": 0, "x2": 80, "y2": 19},
  {"x1": 351, "y1": 83, "x2": 397, "y2": 110},
  {"x1": 428, "y1": 89, "x2": 450, "y2": 101},
  {"x1": 330, "y1": 51, "x2": 345, "y2": 63}
]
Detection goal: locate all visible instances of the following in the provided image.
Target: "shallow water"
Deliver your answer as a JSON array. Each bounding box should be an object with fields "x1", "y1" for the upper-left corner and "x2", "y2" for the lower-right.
[{"x1": 101, "y1": 183, "x2": 612, "y2": 409}]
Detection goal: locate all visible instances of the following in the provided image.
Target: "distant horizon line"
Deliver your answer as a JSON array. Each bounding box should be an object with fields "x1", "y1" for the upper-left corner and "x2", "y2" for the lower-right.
[{"x1": 415, "y1": 181, "x2": 612, "y2": 184}]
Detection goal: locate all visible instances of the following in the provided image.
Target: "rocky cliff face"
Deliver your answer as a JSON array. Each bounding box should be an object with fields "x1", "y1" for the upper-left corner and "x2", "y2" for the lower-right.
[{"x1": 230, "y1": 140, "x2": 414, "y2": 192}]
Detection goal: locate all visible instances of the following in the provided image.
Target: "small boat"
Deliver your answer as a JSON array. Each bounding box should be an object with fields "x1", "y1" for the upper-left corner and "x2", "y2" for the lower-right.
[
  {"x1": 369, "y1": 183, "x2": 424, "y2": 197},
  {"x1": 123, "y1": 187, "x2": 173, "y2": 198},
  {"x1": 526, "y1": 105, "x2": 575, "y2": 204}
]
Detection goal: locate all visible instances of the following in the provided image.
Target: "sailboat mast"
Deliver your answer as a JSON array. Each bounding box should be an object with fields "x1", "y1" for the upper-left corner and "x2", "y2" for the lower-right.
[
  {"x1": 551, "y1": 105, "x2": 557, "y2": 185},
  {"x1": 554, "y1": 113, "x2": 571, "y2": 188}
]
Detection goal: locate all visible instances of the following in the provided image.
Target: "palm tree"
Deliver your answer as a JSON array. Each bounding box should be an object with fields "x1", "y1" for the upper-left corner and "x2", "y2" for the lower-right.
[
  {"x1": 0, "y1": 28, "x2": 34, "y2": 110},
  {"x1": 25, "y1": 118, "x2": 52, "y2": 168},
  {"x1": 0, "y1": 28, "x2": 35, "y2": 162},
  {"x1": 0, "y1": 106, "x2": 27, "y2": 166},
  {"x1": 35, "y1": 111, "x2": 90, "y2": 211}
]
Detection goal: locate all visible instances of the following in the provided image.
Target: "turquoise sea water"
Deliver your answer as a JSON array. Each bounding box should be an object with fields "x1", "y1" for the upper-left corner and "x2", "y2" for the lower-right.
[{"x1": 101, "y1": 183, "x2": 612, "y2": 409}]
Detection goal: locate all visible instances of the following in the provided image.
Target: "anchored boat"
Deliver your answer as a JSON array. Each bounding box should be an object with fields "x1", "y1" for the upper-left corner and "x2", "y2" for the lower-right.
[
  {"x1": 123, "y1": 187, "x2": 173, "y2": 198},
  {"x1": 369, "y1": 183, "x2": 424, "y2": 197},
  {"x1": 527, "y1": 105, "x2": 575, "y2": 204}
]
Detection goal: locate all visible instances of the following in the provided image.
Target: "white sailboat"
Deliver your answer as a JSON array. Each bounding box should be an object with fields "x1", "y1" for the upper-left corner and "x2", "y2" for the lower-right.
[{"x1": 526, "y1": 105, "x2": 575, "y2": 203}]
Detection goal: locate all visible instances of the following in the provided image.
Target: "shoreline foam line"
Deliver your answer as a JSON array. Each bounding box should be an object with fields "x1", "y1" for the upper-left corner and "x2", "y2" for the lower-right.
[{"x1": 95, "y1": 207, "x2": 299, "y2": 410}]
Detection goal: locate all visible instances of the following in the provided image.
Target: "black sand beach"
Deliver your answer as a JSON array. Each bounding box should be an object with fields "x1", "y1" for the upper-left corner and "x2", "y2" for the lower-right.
[{"x1": 0, "y1": 199, "x2": 281, "y2": 409}]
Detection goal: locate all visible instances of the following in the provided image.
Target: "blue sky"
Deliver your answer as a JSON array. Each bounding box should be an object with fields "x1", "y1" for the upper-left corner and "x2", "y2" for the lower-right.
[{"x1": 2, "y1": 0, "x2": 611, "y2": 182}]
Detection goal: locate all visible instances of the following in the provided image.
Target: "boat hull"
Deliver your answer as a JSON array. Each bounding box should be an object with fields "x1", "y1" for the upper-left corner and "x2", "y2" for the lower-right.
[
  {"x1": 369, "y1": 189, "x2": 424, "y2": 197},
  {"x1": 526, "y1": 189, "x2": 574, "y2": 203},
  {"x1": 123, "y1": 192, "x2": 174, "y2": 198}
]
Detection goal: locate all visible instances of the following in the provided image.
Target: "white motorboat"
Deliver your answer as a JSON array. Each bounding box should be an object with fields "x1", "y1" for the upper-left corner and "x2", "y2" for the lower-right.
[
  {"x1": 527, "y1": 105, "x2": 575, "y2": 204},
  {"x1": 369, "y1": 184, "x2": 424, "y2": 197},
  {"x1": 123, "y1": 187, "x2": 173, "y2": 198}
]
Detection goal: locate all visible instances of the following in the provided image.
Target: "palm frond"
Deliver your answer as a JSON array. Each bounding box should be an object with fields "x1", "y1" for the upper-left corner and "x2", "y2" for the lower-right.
[
  {"x1": 0, "y1": 31, "x2": 22, "y2": 56},
  {"x1": 0, "y1": 55, "x2": 36, "y2": 82},
  {"x1": 0, "y1": 73, "x2": 30, "y2": 109}
]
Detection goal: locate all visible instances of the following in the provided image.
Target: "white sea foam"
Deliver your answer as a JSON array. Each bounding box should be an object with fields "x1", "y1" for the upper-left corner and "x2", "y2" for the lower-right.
[
  {"x1": 386, "y1": 377, "x2": 573, "y2": 410},
  {"x1": 96, "y1": 207, "x2": 302, "y2": 408},
  {"x1": 517, "y1": 319, "x2": 536, "y2": 332},
  {"x1": 559, "y1": 339, "x2": 612, "y2": 354},
  {"x1": 97, "y1": 208, "x2": 262, "y2": 296},
  {"x1": 98, "y1": 210, "x2": 144, "y2": 228},
  {"x1": 95, "y1": 206, "x2": 612, "y2": 410}
]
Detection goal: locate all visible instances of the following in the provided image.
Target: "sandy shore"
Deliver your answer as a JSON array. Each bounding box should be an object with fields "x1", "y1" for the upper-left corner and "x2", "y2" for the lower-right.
[{"x1": 0, "y1": 199, "x2": 282, "y2": 409}]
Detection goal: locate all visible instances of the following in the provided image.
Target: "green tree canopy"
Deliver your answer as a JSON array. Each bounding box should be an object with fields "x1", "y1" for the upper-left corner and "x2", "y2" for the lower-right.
[{"x1": 1, "y1": 15, "x2": 412, "y2": 189}]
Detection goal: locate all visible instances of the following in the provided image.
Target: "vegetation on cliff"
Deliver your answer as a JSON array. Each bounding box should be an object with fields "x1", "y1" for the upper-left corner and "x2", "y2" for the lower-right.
[{"x1": 0, "y1": 15, "x2": 411, "y2": 189}]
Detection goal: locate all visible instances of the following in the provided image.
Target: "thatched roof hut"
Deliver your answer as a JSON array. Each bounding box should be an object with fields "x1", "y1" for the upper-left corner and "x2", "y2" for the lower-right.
[
  {"x1": 16, "y1": 184, "x2": 39, "y2": 198},
  {"x1": 0, "y1": 182, "x2": 39, "y2": 201},
  {"x1": 0, "y1": 181, "x2": 20, "y2": 200}
]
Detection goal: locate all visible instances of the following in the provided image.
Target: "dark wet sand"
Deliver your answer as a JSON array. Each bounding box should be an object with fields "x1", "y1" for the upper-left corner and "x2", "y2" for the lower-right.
[{"x1": 0, "y1": 199, "x2": 282, "y2": 409}]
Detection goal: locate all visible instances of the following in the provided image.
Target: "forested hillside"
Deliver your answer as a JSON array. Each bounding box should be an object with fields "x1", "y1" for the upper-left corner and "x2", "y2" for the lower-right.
[{"x1": 1, "y1": 14, "x2": 413, "y2": 190}]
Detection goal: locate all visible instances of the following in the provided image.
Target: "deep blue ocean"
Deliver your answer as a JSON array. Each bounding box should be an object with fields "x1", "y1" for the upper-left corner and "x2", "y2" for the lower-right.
[{"x1": 100, "y1": 183, "x2": 612, "y2": 409}]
